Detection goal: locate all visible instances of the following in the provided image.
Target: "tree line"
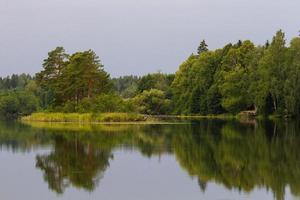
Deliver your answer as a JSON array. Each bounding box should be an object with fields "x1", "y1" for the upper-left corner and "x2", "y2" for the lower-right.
[
  {"x1": 0, "y1": 74, "x2": 34, "y2": 90},
  {"x1": 0, "y1": 30, "x2": 299, "y2": 118},
  {"x1": 173, "y1": 30, "x2": 300, "y2": 116},
  {"x1": 0, "y1": 74, "x2": 38, "y2": 118}
]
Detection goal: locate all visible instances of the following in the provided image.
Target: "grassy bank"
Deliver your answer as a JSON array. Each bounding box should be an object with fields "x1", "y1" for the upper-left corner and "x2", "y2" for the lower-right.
[
  {"x1": 21, "y1": 112, "x2": 148, "y2": 123},
  {"x1": 21, "y1": 112, "x2": 258, "y2": 125}
]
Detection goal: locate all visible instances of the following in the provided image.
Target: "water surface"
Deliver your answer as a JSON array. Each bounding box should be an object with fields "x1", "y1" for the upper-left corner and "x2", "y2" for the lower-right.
[{"x1": 0, "y1": 120, "x2": 299, "y2": 200}]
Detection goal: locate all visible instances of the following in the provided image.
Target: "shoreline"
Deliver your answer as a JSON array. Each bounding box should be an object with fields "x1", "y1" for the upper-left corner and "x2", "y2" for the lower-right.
[
  {"x1": 21, "y1": 112, "x2": 291, "y2": 125},
  {"x1": 20, "y1": 112, "x2": 251, "y2": 124}
]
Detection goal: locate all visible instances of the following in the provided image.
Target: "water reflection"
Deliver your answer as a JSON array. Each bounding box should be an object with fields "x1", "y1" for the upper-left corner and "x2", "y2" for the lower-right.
[
  {"x1": 36, "y1": 135, "x2": 112, "y2": 194},
  {"x1": 0, "y1": 120, "x2": 300, "y2": 200},
  {"x1": 174, "y1": 120, "x2": 300, "y2": 200}
]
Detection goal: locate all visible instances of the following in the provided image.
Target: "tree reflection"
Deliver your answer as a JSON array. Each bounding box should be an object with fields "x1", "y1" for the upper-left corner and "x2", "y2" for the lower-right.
[
  {"x1": 36, "y1": 134, "x2": 112, "y2": 194},
  {"x1": 172, "y1": 120, "x2": 300, "y2": 200},
  {"x1": 31, "y1": 125, "x2": 169, "y2": 194},
  {"x1": 1, "y1": 120, "x2": 300, "y2": 200}
]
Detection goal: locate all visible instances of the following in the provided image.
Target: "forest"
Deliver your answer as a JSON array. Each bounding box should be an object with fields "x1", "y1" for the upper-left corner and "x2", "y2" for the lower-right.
[{"x1": 0, "y1": 30, "x2": 300, "y2": 119}]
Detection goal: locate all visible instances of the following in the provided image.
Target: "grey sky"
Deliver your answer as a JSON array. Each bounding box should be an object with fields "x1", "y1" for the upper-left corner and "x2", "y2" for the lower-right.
[{"x1": 0, "y1": 0, "x2": 299, "y2": 77}]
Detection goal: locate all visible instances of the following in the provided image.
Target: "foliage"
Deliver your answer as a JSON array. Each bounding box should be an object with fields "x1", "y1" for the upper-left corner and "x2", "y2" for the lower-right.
[
  {"x1": 172, "y1": 30, "x2": 300, "y2": 117},
  {"x1": 197, "y1": 40, "x2": 208, "y2": 55},
  {"x1": 0, "y1": 91, "x2": 39, "y2": 118},
  {"x1": 112, "y1": 75, "x2": 139, "y2": 98},
  {"x1": 0, "y1": 74, "x2": 34, "y2": 90},
  {"x1": 133, "y1": 89, "x2": 171, "y2": 115},
  {"x1": 218, "y1": 40, "x2": 258, "y2": 113},
  {"x1": 172, "y1": 51, "x2": 221, "y2": 114},
  {"x1": 255, "y1": 30, "x2": 287, "y2": 114},
  {"x1": 49, "y1": 93, "x2": 136, "y2": 113},
  {"x1": 137, "y1": 73, "x2": 174, "y2": 96},
  {"x1": 1, "y1": 30, "x2": 300, "y2": 117},
  {"x1": 36, "y1": 47, "x2": 111, "y2": 106}
]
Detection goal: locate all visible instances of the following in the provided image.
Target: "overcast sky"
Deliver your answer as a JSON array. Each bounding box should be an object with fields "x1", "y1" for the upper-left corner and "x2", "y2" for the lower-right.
[{"x1": 0, "y1": 0, "x2": 299, "y2": 77}]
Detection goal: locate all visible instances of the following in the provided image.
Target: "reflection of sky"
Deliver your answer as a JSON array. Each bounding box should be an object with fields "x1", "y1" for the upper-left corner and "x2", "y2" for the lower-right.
[
  {"x1": 0, "y1": 0, "x2": 299, "y2": 77},
  {"x1": 0, "y1": 149, "x2": 289, "y2": 200}
]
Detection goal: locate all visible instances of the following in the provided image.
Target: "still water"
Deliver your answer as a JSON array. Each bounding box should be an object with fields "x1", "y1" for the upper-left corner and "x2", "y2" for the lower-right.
[{"x1": 0, "y1": 120, "x2": 299, "y2": 200}]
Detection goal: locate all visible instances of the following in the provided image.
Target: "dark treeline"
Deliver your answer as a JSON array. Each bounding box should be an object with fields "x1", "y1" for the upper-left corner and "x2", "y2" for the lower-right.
[
  {"x1": 0, "y1": 74, "x2": 38, "y2": 118},
  {"x1": 0, "y1": 74, "x2": 34, "y2": 90},
  {"x1": 0, "y1": 30, "x2": 300, "y2": 118}
]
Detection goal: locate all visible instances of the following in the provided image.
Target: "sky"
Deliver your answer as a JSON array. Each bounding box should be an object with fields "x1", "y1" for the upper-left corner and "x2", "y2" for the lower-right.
[{"x1": 0, "y1": 0, "x2": 299, "y2": 77}]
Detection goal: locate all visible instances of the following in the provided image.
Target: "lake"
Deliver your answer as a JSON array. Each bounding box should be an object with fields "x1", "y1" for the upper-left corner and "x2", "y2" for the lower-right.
[{"x1": 0, "y1": 119, "x2": 299, "y2": 200}]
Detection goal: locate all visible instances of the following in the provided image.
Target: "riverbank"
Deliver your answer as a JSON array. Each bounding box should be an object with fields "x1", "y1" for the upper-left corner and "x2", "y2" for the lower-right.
[
  {"x1": 21, "y1": 112, "x2": 242, "y2": 124},
  {"x1": 21, "y1": 112, "x2": 148, "y2": 123},
  {"x1": 21, "y1": 111, "x2": 289, "y2": 125}
]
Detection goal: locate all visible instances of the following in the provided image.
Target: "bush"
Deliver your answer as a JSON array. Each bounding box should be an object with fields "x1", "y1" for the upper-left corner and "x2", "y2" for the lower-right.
[
  {"x1": 0, "y1": 91, "x2": 39, "y2": 118},
  {"x1": 92, "y1": 94, "x2": 125, "y2": 112},
  {"x1": 45, "y1": 94, "x2": 136, "y2": 114},
  {"x1": 62, "y1": 101, "x2": 78, "y2": 113},
  {"x1": 133, "y1": 89, "x2": 171, "y2": 115},
  {"x1": 0, "y1": 94, "x2": 19, "y2": 118},
  {"x1": 78, "y1": 94, "x2": 136, "y2": 113}
]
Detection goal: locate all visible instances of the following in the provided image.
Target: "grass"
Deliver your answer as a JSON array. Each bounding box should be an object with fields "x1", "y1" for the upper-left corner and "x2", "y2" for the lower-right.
[
  {"x1": 21, "y1": 112, "x2": 147, "y2": 123},
  {"x1": 21, "y1": 112, "x2": 248, "y2": 125}
]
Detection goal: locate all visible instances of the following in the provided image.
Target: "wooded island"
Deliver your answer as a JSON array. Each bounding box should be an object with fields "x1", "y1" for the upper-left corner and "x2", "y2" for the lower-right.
[{"x1": 0, "y1": 30, "x2": 299, "y2": 121}]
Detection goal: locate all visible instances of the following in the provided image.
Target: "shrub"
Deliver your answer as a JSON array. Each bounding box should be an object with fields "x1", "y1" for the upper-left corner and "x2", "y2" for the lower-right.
[
  {"x1": 0, "y1": 91, "x2": 39, "y2": 118},
  {"x1": 78, "y1": 94, "x2": 136, "y2": 113},
  {"x1": 133, "y1": 89, "x2": 171, "y2": 115}
]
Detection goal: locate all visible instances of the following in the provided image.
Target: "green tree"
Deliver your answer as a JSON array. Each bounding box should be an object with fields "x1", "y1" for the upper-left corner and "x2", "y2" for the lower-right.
[
  {"x1": 36, "y1": 47, "x2": 69, "y2": 105},
  {"x1": 256, "y1": 30, "x2": 287, "y2": 114},
  {"x1": 0, "y1": 91, "x2": 39, "y2": 118},
  {"x1": 172, "y1": 51, "x2": 221, "y2": 114},
  {"x1": 284, "y1": 37, "x2": 300, "y2": 116},
  {"x1": 134, "y1": 89, "x2": 171, "y2": 115},
  {"x1": 61, "y1": 50, "x2": 111, "y2": 103},
  {"x1": 171, "y1": 55, "x2": 198, "y2": 114},
  {"x1": 112, "y1": 75, "x2": 139, "y2": 98},
  {"x1": 36, "y1": 48, "x2": 111, "y2": 107},
  {"x1": 218, "y1": 41, "x2": 257, "y2": 113},
  {"x1": 137, "y1": 73, "x2": 174, "y2": 94}
]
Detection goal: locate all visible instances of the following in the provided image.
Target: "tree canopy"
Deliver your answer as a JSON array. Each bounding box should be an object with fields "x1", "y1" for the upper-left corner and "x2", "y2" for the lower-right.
[
  {"x1": 172, "y1": 30, "x2": 300, "y2": 117},
  {"x1": 36, "y1": 47, "x2": 111, "y2": 106},
  {"x1": 1, "y1": 30, "x2": 300, "y2": 118}
]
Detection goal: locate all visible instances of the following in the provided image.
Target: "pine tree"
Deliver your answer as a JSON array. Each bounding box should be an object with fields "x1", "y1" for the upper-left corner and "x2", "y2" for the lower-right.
[
  {"x1": 197, "y1": 40, "x2": 208, "y2": 55},
  {"x1": 265, "y1": 40, "x2": 270, "y2": 48},
  {"x1": 61, "y1": 50, "x2": 111, "y2": 103}
]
